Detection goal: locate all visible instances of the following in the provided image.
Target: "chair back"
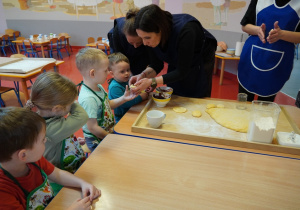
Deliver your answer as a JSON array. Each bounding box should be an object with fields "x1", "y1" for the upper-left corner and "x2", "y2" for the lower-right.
[
  {"x1": 96, "y1": 43, "x2": 108, "y2": 55},
  {"x1": 16, "y1": 36, "x2": 26, "y2": 40},
  {"x1": 5, "y1": 29, "x2": 15, "y2": 34},
  {"x1": 13, "y1": 31, "x2": 21, "y2": 40},
  {"x1": 97, "y1": 37, "x2": 102, "y2": 41},
  {"x1": 41, "y1": 62, "x2": 56, "y2": 72},
  {"x1": 10, "y1": 54, "x2": 26, "y2": 58},
  {"x1": 87, "y1": 37, "x2": 95, "y2": 44},
  {"x1": 59, "y1": 32, "x2": 69, "y2": 36},
  {"x1": 33, "y1": 34, "x2": 39, "y2": 39}
]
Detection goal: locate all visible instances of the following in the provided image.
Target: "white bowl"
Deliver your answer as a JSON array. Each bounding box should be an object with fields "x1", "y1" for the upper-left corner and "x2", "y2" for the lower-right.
[
  {"x1": 226, "y1": 48, "x2": 235, "y2": 55},
  {"x1": 277, "y1": 132, "x2": 300, "y2": 148},
  {"x1": 155, "y1": 86, "x2": 173, "y2": 95},
  {"x1": 152, "y1": 93, "x2": 171, "y2": 107}
]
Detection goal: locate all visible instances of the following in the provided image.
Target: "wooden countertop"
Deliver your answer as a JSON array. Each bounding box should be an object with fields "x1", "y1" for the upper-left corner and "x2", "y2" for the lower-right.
[{"x1": 47, "y1": 134, "x2": 300, "y2": 209}]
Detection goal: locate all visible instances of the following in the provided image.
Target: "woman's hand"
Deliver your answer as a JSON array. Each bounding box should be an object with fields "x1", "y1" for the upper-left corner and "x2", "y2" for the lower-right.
[
  {"x1": 129, "y1": 73, "x2": 145, "y2": 86},
  {"x1": 267, "y1": 21, "x2": 281, "y2": 44},
  {"x1": 257, "y1": 23, "x2": 266, "y2": 43},
  {"x1": 68, "y1": 197, "x2": 91, "y2": 210},
  {"x1": 131, "y1": 78, "x2": 152, "y2": 94},
  {"x1": 81, "y1": 181, "x2": 101, "y2": 201}
]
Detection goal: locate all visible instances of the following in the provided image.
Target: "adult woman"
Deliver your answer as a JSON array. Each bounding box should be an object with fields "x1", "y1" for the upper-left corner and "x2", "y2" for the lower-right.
[
  {"x1": 238, "y1": 0, "x2": 300, "y2": 102},
  {"x1": 130, "y1": 4, "x2": 217, "y2": 98},
  {"x1": 108, "y1": 9, "x2": 151, "y2": 75}
]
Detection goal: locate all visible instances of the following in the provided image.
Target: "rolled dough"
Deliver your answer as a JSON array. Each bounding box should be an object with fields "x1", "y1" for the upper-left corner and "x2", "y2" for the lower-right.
[
  {"x1": 206, "y1": 108, "x2": 250, "y2": 133},
  {"x1": 192, "y1": 110, "x2": 202, "y2": 117},
  {"x1": 173, "y1": 107, "x2": 187, "y2": 113},
  {"x1": 206, "y1": 103, "x2": 216, "y2": 109}
]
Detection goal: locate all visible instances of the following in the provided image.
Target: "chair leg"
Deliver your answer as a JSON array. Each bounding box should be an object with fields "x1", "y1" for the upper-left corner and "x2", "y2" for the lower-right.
[
  {"x1": 13, "y1": 89, "x2": 23, "y2": 107},
  {"x1": 0, "y1": 96, "x2": 5, "y2": 107}
]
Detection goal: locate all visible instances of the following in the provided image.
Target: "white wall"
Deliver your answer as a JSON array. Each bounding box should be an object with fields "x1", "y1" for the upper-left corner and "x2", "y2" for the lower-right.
[{"x1": 0, "y1": 0, "x2": 8, "y2": 33}]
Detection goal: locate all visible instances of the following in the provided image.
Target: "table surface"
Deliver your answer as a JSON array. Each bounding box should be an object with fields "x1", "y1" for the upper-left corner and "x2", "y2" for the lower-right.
[
  {"x1": 114, "y1": 98, "x2": 300, "y2": 158},
  {"x1": 47, "y1": 134, "x2": 300, "y2": 209}
]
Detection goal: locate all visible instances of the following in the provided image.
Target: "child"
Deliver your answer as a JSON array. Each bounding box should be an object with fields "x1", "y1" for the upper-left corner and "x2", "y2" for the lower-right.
[
  {"x1": 108, "y1": 52, "x2": 148, "y2": 123},
  {"x1": 0, "y1": 107, "x2": 101, "y2": 209},
  {"x1": 76, "y1": 48, "x2": 137, "y2": 152},
  {"x1": 26, "y1": 72, "x2": 88, "y2": 174}
]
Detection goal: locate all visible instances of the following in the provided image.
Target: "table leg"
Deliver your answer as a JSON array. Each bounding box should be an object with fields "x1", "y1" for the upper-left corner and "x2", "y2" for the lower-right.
[
  {"x1": 41, "y1": 45, "x2": 45, "y2": 58},
  {"x1": 220, "y1": 59, "x2": 225, "y2": 85},
  {"x1": 67, "y1": 38, "x2": 70, "y2": 53},
  {"x1": 16, "y1": 44, "x2": 20, "y2": 54},
  {"x1": 214, "y1": 57, "x2": 218, "y2": 74},
  {"x1": 20, "y1": 80, "x2": 30, "y2": 101}
]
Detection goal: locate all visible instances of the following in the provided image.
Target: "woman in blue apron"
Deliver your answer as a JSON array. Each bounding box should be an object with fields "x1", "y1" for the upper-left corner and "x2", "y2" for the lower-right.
[
  {"x1": 238, "y1": 0, "x2": 300, "y2": 102},
  {"x1": 129, "y1": 4, "x2": 217, "y2": 98}
]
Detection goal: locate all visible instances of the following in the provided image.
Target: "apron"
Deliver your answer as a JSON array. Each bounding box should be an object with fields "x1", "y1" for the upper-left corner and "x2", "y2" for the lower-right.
[
  {"x1": 82, "y1": 84, "x2": 115, "y2": 143},
  {"x1": 238, "y1": 0, "x2": 300, "y2": 96},
  {"x1": 0, "y1": 163, "x2": 54, "y2": 210},
  {"x1": 61, "y1": 135, "x2": 86, "y2": 174}
]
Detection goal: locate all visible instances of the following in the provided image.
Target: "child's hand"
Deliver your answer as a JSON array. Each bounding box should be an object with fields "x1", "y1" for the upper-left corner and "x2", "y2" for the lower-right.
[
  {"x1": 124, "y1": 85, "x2": 138, "y2": 101},
  {"x1": 77, "y1": 137, "x2": 86, "y2": 146},
  {"x1": 81, "y1": 182, "x2": 101, "y2": 201},
  {"x1": 68, "y1": 197, "x2": 91, "y2": 210}
]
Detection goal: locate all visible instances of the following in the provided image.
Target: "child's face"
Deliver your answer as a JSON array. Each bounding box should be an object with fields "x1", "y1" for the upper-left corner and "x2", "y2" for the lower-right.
[
  {"x1": 94, "y1": 58, "x2": 109, "y2": 85},
  {"x1": 26, "y1": 126, "x2": 47, "y2": 162},
  {"x1": 111, "y1": 61, "x2": 131, "y2": 83}
]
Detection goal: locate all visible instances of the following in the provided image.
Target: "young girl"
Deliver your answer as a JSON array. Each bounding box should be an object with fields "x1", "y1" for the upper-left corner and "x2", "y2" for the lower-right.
[{"x1": 26, "y1": 72, "x2": 88, "y2": 174}]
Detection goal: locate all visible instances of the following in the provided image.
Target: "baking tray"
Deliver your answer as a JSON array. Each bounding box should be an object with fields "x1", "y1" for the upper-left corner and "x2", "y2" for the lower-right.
[{"x1": 132, "y1": 95, "x2": 300, "y2": 155}]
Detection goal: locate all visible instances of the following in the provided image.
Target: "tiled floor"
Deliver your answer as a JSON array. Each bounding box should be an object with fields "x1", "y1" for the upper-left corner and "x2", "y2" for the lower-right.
[{"x1": 0, "y1": 47, "x2": 297, "y2": 107}]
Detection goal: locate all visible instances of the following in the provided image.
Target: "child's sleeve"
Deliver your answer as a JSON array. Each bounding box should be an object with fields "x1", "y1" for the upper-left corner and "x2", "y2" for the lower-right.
[
  {"x1": 36, "y1": 156, "x2": 55, "y2": 175},
  {"x1": 46, "y1": 103, "x2": 88, "y2": 143}
]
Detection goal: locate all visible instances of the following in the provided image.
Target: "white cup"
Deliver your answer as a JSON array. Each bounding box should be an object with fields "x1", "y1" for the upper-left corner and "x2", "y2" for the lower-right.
[
  {"x1": 29, "y1": 35, "x2": 33, "y2": 40},
  {"x1": 53, "y1": 34, "x2": 56, "y2": 38},
  {"x1": 146, "y1": 110, "x2": 166, "y2": 128}
]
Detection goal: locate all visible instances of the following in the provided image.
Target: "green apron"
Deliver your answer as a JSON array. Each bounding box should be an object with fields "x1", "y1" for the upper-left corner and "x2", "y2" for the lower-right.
[
  {"x1": 0, "y1": 163, "x2": 54, "y2": 210},
  {"x1": 82, "y1": 84, "x2": 115, "y2": 144},
  {"x1": 60, "y1": 134, "x2": 86, "y2": 174}
]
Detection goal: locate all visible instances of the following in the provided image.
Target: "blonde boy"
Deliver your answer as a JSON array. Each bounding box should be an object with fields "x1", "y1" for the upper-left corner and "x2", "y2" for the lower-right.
[
  {"x1": 76, "y1": 48, "x2": 137, "y2": 151},
  {"x1": 108, "y1": 52, "x2": 148, "y2": 123}
]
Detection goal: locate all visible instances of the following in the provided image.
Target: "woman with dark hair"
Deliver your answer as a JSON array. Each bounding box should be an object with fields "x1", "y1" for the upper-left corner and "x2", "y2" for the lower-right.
[
  {"x1": 129, "y1": 4, "x2": 217, "y2": 98},
  {"x1": 107, "y1": 8, "x2": 151, "y2": 75}
]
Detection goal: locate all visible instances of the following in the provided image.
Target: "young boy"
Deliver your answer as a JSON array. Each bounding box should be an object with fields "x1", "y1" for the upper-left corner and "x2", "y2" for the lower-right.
[
  {"x1": 0, "y1": 107, "x2": 101, "y2": 209},
  {"x1": 108, "y1": 52, "x2": 148, "y2": 123},
  {"x1": 76, "y1": 48, "x2": 137, "y2": 152}
]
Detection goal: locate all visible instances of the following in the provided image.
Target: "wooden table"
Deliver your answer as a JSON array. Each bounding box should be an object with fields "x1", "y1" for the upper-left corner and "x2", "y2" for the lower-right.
[
  {"x1": 0, "y1": 60, "x2": 64, "y2": 101},
  {"x1": 47, "y1": 134, "x2": 300, "y2": 209},
  {"x1": 214, "y1": 53, "x2": 240, "y2": 85},
  {"x1": 12, "y1": 36, "x2": 71, "y2": 58}
]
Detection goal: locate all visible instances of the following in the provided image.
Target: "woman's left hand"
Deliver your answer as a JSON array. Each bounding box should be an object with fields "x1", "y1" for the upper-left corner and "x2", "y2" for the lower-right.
[
  {"x1": 267, "y1": 21, "x2": 281, "y2": 44},
  {"x1": 131, "y1": 78, "x2": 152, "y2": 94}
]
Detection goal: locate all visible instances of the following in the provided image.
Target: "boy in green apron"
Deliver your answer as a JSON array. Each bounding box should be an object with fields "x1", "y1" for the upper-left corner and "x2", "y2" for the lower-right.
[
  {"x1": 0, "y1": 107, "x2": 101, "y2": 209},
  {"x1": 77, "y1": 48, "x2": 138, "y2": 152}
]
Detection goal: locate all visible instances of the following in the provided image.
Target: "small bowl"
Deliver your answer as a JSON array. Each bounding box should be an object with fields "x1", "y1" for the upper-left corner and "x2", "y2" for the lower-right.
[
  {"x1": 152, "y1": 92, "x2": 171, "y2": 107},
  {"x1": 155, "y1": 86, "x2": 173, "y2": 95}
]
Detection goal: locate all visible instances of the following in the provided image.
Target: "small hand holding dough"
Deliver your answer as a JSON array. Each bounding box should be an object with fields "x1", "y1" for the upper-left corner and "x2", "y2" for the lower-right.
[
  {"x1": 130, "y1": 84, "x2": 136, "y2": 89},
  {"x1": 206, "y1": 104, "x2": 216, "y2": 109},
  {"x1": 192, "y1": 110, "x2": 202, "y2": 118},
  {"x1": 173, "y1": 107, "x2": 187, "y2": 113}
]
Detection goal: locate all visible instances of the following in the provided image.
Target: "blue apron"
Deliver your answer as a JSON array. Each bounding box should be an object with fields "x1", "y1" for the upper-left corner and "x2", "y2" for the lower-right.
[{"x1": 238, "y1": 0, "x2": 300, "y2": 96}]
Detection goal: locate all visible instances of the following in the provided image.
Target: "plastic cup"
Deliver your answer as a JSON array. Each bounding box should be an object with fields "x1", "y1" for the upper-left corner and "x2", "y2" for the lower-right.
[{"x1": 236, "y1": 93, "x2": 247, "y2": 110}]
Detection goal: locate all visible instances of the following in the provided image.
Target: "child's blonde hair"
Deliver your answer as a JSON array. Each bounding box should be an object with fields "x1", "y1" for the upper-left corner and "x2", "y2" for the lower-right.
[
  {"x1": 108, "y1": 52, "x2": 129, "y2": 71},
  {"x1": 27, "y1": 72, "x2": 77, "y2": 110},
  {"x1": 76, "y1": 47, "x2": 107, "y2": 73}
]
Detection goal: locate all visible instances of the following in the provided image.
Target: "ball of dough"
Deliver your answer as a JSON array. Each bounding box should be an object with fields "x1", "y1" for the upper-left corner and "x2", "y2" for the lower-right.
[
  {"x1": 216, "y1": 104, "x2": 225, "y2": 108},
  {"x1": 192, "y1": 110, "x2": 202, "y2": 117},
  {"x1": 130, "y1": 84, "x2": 136, "y2": 89},
  {"x1": 206, "y1": 104, "x2": 216, "y2": 109},
  {"x1": 173, "y1": 107, "x2": 187, "y2": 113}
]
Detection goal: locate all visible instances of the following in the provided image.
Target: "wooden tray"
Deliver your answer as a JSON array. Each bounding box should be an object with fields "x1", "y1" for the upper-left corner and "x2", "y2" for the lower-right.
[{"x1": 132, "y1": 95, "x2": 300, "y2": 155}]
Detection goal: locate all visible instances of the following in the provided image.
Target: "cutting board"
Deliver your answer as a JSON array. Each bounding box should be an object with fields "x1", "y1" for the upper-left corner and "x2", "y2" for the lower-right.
[{"x1": 132, "y1": 95, "x2": 299, "y2": 155}]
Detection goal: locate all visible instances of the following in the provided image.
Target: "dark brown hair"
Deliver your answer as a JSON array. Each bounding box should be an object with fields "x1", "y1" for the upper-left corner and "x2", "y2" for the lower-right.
[
  {"x1": 134, "y1": 4, "x2": 173, "y2": 47},
  {"x1": 123, "y1": 8, "x2": 140, "y2": 37},
  {"x1": 108, "y1": 52, "x2": 129, "y2": 71},
  {"x1": 0, "y1": 107, "x2": 45, "y2": 162}
]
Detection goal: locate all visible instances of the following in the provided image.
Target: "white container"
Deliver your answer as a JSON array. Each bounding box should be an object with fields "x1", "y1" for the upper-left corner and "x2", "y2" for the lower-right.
[
  {"x1": 247, "y1": 101, "x2": 281, "y2": 144},
  {"x1": 277, "y1": 132, "x2": 300, "y2": 148},
  {"x1": 146, "y1": 110, "x2": 166, "y2": 128},
  {"x1": 29, "y1": 35, "x2": 33, "y2": 40}
]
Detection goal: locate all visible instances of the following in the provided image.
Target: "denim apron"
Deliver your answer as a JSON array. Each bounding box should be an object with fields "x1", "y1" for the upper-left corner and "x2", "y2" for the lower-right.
[
  {"x1": 0, "y1": 163, "x2": 54, "y2": 210},
  {"x1": 238, "y1": 0, "x2": 300, "y2": 96}
]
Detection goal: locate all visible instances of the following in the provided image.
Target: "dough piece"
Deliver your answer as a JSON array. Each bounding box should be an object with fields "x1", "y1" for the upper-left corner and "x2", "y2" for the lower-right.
[
  {"x1": 192, "y1": 110, "x2": 202, "y2": 117},
  {"x1": 217, "y1": 104, "x2": 225, "y2": 108},
  {"x1": 206, "y1": 103, "x2": 216, "y2": 109},
  {"x1": 206, "y1": 108, "x2": 250, "y2": 133},
  {"x1": 173, "y1": 107, "x2": 187, "y2": 113},
  {"x1": 130, "y1": 84, "x2": 136, "y2": 89}
]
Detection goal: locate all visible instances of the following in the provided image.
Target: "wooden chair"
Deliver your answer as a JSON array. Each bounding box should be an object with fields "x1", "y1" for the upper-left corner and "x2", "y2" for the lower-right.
[
  {"x1": 5, "y1": 28, "x2": 15, "y2": 34},
  {"x1": 12, "y1": 31, "x2": 21, "y2": 40},
  {"x1": 0, "y1": 79, "x2": 23, "y2": 107},
  {"x1": 48, "y1": 37, "x2": 61, "y2": 59},
  {"x1": 0, "y1": 34, "x2": 15, "y2": 56},
  {"x1": 96, "y1": 42, "x2": 109, "y2": 55},
  {"x1": 97, "y1": 37, "x2": 102, "y2": 41},
  {"x1": 33, "y1": 34, "x2": 39, "y2": 39},
  {"x1": 22, "y1": 40, "x2": 40, "y2": 57},
  {"x1": 57, "y1": 36, "x2": 70, "y2": 58},
  {"x1": 41, "y1": 62, "x2": 56, "y2": 73},
  {"x1": 58, "y1": 32, "x2": 73, "y2": 52},
  {"x1": 87, "y1": 37, "x2": 95, "y2": 44}
]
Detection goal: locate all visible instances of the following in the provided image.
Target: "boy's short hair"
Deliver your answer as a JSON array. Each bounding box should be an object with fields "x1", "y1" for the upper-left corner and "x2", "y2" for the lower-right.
[
  {"x1": 76, "y1": 47, "x2": 108, "y2": 73},
  {"x1": 108, "y1": 52, "x2": 129, "y2": 71},
  {"x1": 0, "y1": 107, "x2": 45, "y2": 162}
]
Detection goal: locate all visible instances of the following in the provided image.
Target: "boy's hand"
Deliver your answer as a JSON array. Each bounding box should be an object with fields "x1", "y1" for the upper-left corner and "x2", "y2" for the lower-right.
[
  {"x1": 123, "y1": 85, "x2": 138, "y2": 101},
  {"x1": 81, "y1": 182, "x2": 101, "y2": 201},
  {"x1": 68, "y1": 197, "x2": 91, "y2": 210}
]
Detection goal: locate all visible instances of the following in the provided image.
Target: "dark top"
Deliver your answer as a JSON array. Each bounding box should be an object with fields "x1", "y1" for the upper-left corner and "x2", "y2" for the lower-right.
[
  {"x1": 108, "y1": 17, "x2": 150, "y2": 75},
  {"x1": 241, "y1": 0, "x2": 300, "y2": 32}
]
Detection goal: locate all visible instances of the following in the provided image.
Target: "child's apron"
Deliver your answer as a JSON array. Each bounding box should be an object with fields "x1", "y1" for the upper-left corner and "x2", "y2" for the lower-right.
[
  {"x1": 61, "y1": 135, "x2": 86, "y2": 173},
  {"x1": 0, "y1": 163, "x2": 54, "y2": 210},
  {"x1": 82, "y1": 84, "x2": 115, "y2": 143},
  {"x1": 238, "y1": 0, "x2": 300, "y2": 96}
]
